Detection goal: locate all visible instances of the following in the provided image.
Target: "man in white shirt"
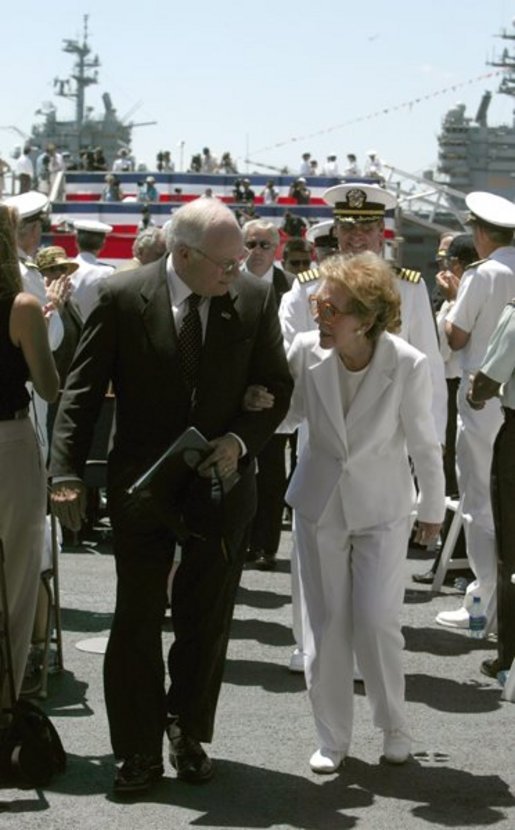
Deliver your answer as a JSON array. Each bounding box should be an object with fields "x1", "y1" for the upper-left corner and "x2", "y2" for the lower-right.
[
  {"x1": 437, "y1": 191, "x2": 515, "y2": 632},
  {"x1": 71, "y1": 219, "x2": 114, "y2": 321}
]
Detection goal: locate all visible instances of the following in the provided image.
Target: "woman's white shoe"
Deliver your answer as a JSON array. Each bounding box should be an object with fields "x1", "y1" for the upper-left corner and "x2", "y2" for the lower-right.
[{"x1": 309, "y1": 747, "x2": 345, "y2": 773}]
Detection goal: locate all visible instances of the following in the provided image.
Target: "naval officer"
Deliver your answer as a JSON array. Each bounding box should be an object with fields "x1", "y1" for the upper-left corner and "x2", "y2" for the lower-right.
[
  {"x1": 71, "y1": 219, "x2": 114, "y2": 321},
  {"x1": 436, "y1": 191, "x2": 515, "y2": 632}
]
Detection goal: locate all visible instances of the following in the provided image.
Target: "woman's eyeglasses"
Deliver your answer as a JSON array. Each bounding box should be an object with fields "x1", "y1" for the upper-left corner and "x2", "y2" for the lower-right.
[{"x1": 309, "y1": 296, "x2": 350, "y2": 322}]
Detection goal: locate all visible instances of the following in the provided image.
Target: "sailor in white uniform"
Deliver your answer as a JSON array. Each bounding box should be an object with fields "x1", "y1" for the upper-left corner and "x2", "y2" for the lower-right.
[
  {"x1": 436, "y1": 191, "x2": 515, "y2": 631},
  {"x1": 71, "y1": 219, "x2": 114, "y2": 321}
]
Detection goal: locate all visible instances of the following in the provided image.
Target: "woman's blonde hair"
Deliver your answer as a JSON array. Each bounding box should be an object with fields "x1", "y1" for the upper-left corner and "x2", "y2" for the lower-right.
[
  {"x1": 0, "y1": 205, "x2": 22, "y2": 298},
  {"x1": 319, "y1": 252, "x2": 401, "y2": 340}
]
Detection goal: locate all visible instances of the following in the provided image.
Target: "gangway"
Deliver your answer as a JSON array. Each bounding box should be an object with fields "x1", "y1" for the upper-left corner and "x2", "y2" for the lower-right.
[{"x1": 382, "y1": 163, "x2": 469, "y2": 234}]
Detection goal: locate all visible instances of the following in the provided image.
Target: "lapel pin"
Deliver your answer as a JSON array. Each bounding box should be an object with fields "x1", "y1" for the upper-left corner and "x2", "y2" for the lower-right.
[{"x1": 221, "y1": 311, "x2": 232, "y2": 319}]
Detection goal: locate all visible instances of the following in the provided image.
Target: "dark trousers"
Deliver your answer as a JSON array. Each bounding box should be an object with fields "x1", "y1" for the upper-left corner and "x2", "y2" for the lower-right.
[
  {"x1": 491, "y1": 413, "x2": 515, "y2": 669},
  {"x1": 444, "y1": 377, "x2": 460, "y2": 497},
  {"x1": 249, "y1": 434, "x2": 288, "y2": 554},
  {"x1": 104, "y1": 483, "x2": 248, "y2": 759}
]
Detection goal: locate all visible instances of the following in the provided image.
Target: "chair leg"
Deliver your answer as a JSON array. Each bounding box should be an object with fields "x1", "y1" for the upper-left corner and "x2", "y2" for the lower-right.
[
  {"x1": 432, "y1": 496, "x2": 467, "y2": 592},
  {"x1": 50, "y1": 511, "x2": 64, "y2": 672}
]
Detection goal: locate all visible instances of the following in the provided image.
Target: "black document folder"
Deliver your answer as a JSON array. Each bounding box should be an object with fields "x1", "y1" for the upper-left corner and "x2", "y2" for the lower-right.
[{"x1": 126, "y1": 427, "x2": 239, "y2": 497}]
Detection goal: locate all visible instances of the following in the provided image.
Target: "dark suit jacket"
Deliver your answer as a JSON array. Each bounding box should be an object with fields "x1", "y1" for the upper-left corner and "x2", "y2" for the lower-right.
[
  {"x1": 50, "y1": 256, "x2": 293, "y2": 543},
  {"x1": 272, "y1": 265, "x2": 294, "y2": 307}
]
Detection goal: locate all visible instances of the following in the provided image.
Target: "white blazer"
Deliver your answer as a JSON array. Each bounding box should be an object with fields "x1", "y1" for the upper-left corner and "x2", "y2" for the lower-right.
[{"x1": 284, "y1": 330, "x2": 445, "y2": 530}]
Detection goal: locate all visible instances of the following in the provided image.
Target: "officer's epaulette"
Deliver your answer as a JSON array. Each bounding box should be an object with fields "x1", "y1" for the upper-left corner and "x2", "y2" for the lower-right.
[
  {"x1": 296, "y1": 267, "x2": 320, "y2": 285},
  {"x1": 465, "y1": 258, "x2": 487, "y2": 270},
  {"x1": 396, "y1": 267, "x2": 421, "y2": 284}
]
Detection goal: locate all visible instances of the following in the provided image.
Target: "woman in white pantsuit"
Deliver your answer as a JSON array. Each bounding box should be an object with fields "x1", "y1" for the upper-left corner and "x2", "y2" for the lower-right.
[{"x1": 284, "y1": 253, "x2": 445, "y2": 773}]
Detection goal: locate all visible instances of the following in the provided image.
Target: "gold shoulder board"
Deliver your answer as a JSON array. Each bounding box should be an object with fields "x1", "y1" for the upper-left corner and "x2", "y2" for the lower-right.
[
  {"x1": 466, "y1": 258, "x2": 487, "y2": 269},
  {"x1": 296, "y1": 268, "x2": 320, "y2": 285},
  {"x1": 397, "y1": 267, "x2": 421, "y2": 284}
]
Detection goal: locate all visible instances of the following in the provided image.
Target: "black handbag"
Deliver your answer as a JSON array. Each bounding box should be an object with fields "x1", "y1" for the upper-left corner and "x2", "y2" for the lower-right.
[{"x1": 0, "y1": 540, "x2": 66, "y2": 787}]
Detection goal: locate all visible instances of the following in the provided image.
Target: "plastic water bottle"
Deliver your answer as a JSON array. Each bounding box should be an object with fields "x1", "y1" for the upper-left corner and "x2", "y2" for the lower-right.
[{"x1": 468, "y1": 596, "x2": 487, "y2": 639}]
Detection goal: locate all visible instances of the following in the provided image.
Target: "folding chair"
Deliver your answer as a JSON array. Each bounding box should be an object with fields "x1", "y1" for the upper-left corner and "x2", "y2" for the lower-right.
[
  {"x1": 37, "y1": 509, "x2": 64, "y2": 698},
  {"x1": 431, "y1": 495, "x2": 468, "y2": 591}
]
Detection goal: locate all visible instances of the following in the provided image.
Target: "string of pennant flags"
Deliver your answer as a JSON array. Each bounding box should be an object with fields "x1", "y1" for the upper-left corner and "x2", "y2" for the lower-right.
[{"x1": 251, "y1": 69, "x2": 506, "y2": 155}]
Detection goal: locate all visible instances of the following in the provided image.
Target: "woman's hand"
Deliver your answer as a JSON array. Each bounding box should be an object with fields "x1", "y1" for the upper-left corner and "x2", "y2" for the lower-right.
[
  {"x1": 242, "y1": 384, "x2": 275, "y2": 412},
  {"x1": 436, "y1": 270, "x2": 460, "y2": 302}
]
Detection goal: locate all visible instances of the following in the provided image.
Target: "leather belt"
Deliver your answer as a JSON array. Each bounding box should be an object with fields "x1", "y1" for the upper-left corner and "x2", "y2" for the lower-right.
[{"x1": 0, "y1": 406, "x2": 29, "y2": 422}]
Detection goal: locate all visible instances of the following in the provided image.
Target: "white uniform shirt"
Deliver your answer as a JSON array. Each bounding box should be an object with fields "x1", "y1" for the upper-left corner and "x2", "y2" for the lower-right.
[
  {"x1": 480, "y1": 301, "x2": 515, "y2": 409},
  {"x1": 71, "y1": 251, "x2": 114, "y2": 322},
  {"x1": 446, "y1": 247, "x2": 515, "y2": 372}
]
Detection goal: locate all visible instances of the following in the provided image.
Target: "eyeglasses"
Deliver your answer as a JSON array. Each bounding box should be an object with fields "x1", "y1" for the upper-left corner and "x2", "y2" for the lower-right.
[
  {"x1": 287, "y1": 258, "x2": 312, "y2": 268},
  {"x1": 245, "y1": 240, "x2": 274, "y2": 250},
  {"x1": 189, "y1": 246, "x2": 244, "y2": 275},
  {"x1": 309, "y1": 296, "x2": 351, "y2": 322}
]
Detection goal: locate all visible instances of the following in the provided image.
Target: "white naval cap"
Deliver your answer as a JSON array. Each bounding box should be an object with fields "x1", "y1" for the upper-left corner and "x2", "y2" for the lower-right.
[
  {"x1": 306, "y1": 219, "x2": 337, "y2": 247},
  {"x1": 73, "y1": 219, "x2": 113, "y2": 234},
  {"x1": 465, "y1": 191, "x2": 515, "y2": 230},
  {"x1": 3, "y1": 190, "x2": 49, "y2": 220},
  {"x1": 323, "y1": 183, "x2": 396, "y2": 223}
]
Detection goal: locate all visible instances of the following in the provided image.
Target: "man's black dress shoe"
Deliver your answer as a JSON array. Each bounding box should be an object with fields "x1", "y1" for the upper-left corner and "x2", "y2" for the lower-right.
[
  {"x1": 412, "y1": 569, "x2": 435, "y2": 585},
  {"x1": 168, "y1": 724, "x2": 213, "y2": 783},
  {"x1": 255, "y1": 551, "x2": 277, "y2": 571},
  {"x1": 480, "y1": 657, "x2": 506, "y2": 679},
  {"x1": 113, "y1": 754, "x2": 164, "y2": 795}
]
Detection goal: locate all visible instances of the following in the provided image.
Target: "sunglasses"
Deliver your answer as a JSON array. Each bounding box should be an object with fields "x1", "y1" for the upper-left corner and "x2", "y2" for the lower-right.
[
  {"x1": 309, "y1": 296, "x2": 351, "y2": 322},
  {"x1": 246, "y1": 240, "x2": 273, "y2": 250},
  {"x1": 287, "y1": 258, "x2": 312, "y2": 268}
]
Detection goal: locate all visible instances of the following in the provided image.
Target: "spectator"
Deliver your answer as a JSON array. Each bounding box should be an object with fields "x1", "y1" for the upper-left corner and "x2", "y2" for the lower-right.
[
  {"x1": 201, "y1": 147, "x2": 218, "y2": 173},
  {"x1": 71, "y1": 219, "x2": 114, "y2": 321},
  {"x1": 0, "y1": 203, "x2": 59, "y2": 703},
  {"x1": 189, "y1": 154, "x2": 202, "y2": 173},
  {"x1": 309, "y1": 159, "x2": 319, "y2": 176},
  {"x1": 261, "y1": 179, "x2": 279, "y2": 204},
  {"x1": 281, "y1": 210, "x2": 307, "y2": 237},
  {"x1": 15, "y1": 144, "x2": 34, "y2": 194},
  {"x1": 113, "y1": 148, "x2": 133, "y2": 173},
  {"x1": 219, "y1": 152, "x2": 238, "y2": 174},
  {"x1": 102, "y1": 173, "x2": 123, "y2": 202},
  {"x1": 343, "y1": 153, "x2": 361, "y2": 177},
  {"x1": 0, "y1": 153, "x2": 11, "y2": 199},
  {"x1": 281, "y1": 238, "x2": 313, "y2": 276},
  {"x1": 92, "y1": 147, "x2": 108, "y2": 171},
  {"x1": 364, "y1": 149, "x2": 383, "y2": 180},
  {"x1": 289, "y1": 177, "x2": 311, "y2": 205},
  {"x1": 138, "y1": 176, "x2": 159, "y2": 203},
  {"x1": 299, "y1": 152, "x2": 312, "y2": 176},
  {"x1": 115, "y1": 227, "x2": 166, "y2": 273},
  {"x1": 322, "y1": 154, "x2": 339, "y2": 177},
  {"x1": 306, "y1": 220, "x2": 339, "y2": 262}
]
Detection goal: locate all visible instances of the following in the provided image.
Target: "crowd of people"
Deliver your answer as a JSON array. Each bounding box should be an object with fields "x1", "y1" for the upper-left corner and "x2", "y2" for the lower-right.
[{"x1": 1, "y1": 171, "x2": 514, "y2": 801}]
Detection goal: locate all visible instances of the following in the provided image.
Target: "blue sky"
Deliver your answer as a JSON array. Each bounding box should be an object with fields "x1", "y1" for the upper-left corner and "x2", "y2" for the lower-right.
[{"x1": 2, "y1": 0, "x2": 514, "y2": 177}]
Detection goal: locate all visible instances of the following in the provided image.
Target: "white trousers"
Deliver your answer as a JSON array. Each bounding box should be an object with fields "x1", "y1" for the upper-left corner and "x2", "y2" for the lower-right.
[
  {"x1": 296, "y1": 496, "x2": 411, "y2": 753},
  {"x1": 456, "y1": 382, "x2": 503, "y2": 627},
  {"x1": 0, "y1": 419, "x2": 46, "y2": 700}
]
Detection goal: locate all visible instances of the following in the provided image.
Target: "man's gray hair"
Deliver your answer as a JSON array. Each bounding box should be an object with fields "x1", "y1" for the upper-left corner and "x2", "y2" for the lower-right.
[
  {"x1": 242, "y1": 219, "x2": 280, "y2": 246},
  {"x1": 132, "y1": 226, "x2": 164, "y2": 258},
  {"x1": 165, "y1": 199, "x2": 238, "y2": 252}
]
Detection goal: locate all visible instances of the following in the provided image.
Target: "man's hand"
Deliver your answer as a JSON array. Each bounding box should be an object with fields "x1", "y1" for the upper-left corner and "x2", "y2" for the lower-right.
[
  {"x1": 197, "y1": 434, "x2": 241, "y2": 481},
  {"x1": 242, "y1": 384, "x2": 275, "y2": 412},
  {"x1": 413, "y1": 521, "x2": 441, "y2": 547},
  {"x1": 50, "y1": 480, "x2": 87, "y2": 531},
  {"x1": 436, "y1": 269, "x2": 460, "y2": 302}
]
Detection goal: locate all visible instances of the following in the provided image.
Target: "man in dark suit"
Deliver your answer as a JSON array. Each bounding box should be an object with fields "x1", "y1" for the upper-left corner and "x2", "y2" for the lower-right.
[
  {"x1": 50, "y1": 200, "x2": 293, "y2": 795},
  {"x1": 241, "y1": 220, "x2": 294, "y2": 570}
]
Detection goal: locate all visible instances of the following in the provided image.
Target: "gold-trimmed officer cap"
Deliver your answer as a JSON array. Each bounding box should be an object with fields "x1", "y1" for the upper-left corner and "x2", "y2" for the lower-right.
[
  {"x1": 465, "y1": 191, "x2": 515, "y2": 230},
  {"x1": 3, "y1": 190, "x2": 49, "y2": 222},
  {"x1": 323, "y1": 184, "x2": 397, "y2": 225}
]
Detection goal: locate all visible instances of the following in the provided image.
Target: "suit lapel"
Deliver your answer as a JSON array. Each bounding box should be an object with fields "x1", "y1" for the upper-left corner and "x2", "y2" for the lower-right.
[
  {"x1": 310, "y1": 348, "x2": 348, "y2": 452},
  {"x1": 345, "y1": 335, "x2": 396, "y2": 430},
  {"x1": 140, "y1": 259, "x2": 179, "y2": 371}
]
